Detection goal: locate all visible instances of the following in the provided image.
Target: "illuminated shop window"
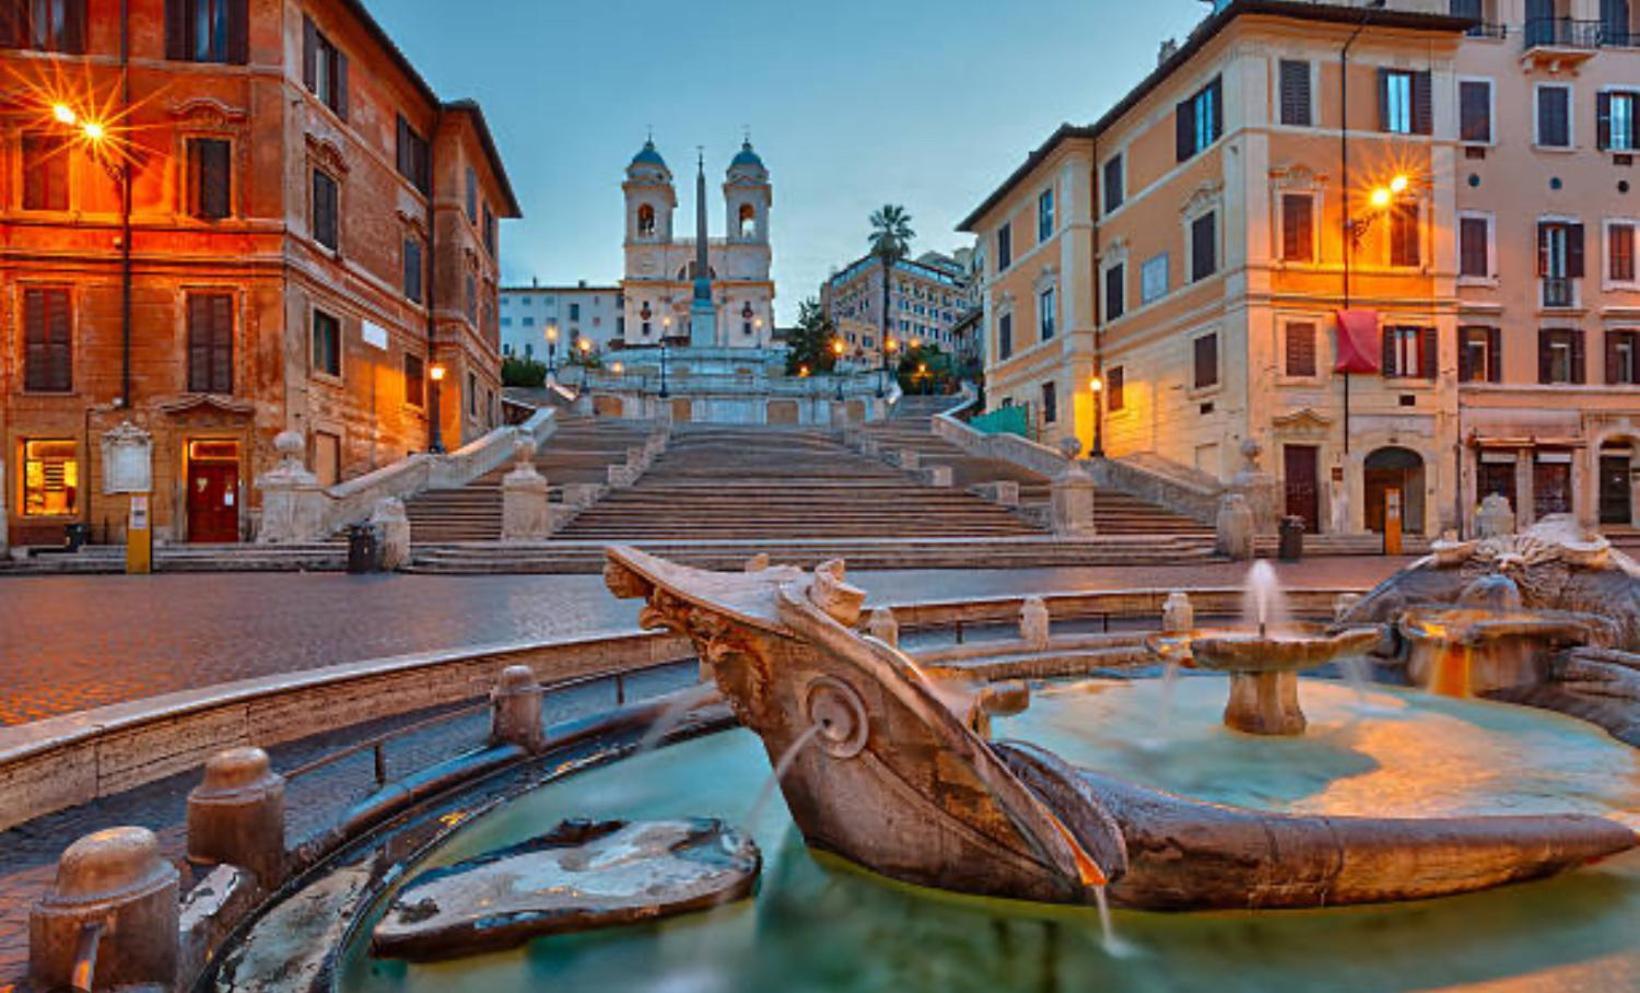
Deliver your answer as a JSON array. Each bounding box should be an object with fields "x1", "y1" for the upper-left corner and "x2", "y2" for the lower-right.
[{"x1": 22, "y1": 439, "x2": 78, "y2": 517}]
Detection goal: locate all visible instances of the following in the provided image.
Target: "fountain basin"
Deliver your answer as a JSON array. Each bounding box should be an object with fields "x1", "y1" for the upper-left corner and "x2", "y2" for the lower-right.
[{"x1": 1400, "y1": 608, "x2": 1605, "y2": 696}]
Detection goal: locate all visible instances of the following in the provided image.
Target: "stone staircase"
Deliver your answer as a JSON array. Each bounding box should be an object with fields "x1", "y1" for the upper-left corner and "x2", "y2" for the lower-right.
[{"x1": 402, "y1": 416, "x2": 656, "y2": 543}]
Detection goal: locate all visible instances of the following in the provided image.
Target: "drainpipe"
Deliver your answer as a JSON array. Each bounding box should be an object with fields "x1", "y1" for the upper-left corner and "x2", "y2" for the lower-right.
[
  {"x1": 119, "y1": 0, "x2": 132, "y2": 409},
  {"x1": 425, "y1": 121, "x2": 440, "y2": 452}
]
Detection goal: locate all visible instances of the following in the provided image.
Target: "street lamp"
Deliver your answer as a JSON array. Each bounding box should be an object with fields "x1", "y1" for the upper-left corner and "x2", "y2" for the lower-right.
[
  {"x1": 879, "y1": 336, "x2": 898, "y2": 398},
  {"x1": 545, "y1": 323, "x2": 559, "y2": 378},
  {"x1": 577, "y1": 338, "x2": 593, "y2": 391},
  {"x1": 428, "y1": 362, "x2": 447, "y2": 453},
  {"x1": 832, "y1": 339, "x2": 846, "y2": 400},
  {"x1": 659, "y1": 317, "x2": 672, "y2": 398},
  {"x1": 1089, "y1": 375, "x2": 1105, "y2": 458}
]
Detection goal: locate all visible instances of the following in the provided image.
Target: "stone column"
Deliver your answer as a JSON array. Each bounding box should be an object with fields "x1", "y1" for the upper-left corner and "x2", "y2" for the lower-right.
[
  {"x1": 1515, "y1": 450, "x2": 1535, "y2": 528},
  {"x1": 256, "y1": 431, "x2": 327, "y2": 544},
  {"x1": 187, "y1": 747, "x2": 286, "y2": 886},
  {"x1": 501, "y1": 439, "x2": 552, "y2": 541},
  {"x1": 490, "y1": 665, "x2": 545, "y2": 752},
  {"x1": 31, "y1": 827, "x2": 179, "y2": 990},
  {"x1": 370, "y1": 498, "x2": 411, "y2": 570}
]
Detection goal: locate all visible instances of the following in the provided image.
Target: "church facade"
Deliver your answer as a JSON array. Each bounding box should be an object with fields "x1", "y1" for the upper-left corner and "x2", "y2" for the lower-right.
[{"x1": 619, "y1": 140, "x2": 775, "y2": 349}]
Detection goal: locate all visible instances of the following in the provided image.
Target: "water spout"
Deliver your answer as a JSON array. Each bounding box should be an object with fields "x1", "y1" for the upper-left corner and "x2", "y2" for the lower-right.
[
  {"x1": 744, "y1": 724, "x2": 824, "y2": 830},
  {"x1": 1243, "y1": 560, "x2": 1289, "y2": 638}
]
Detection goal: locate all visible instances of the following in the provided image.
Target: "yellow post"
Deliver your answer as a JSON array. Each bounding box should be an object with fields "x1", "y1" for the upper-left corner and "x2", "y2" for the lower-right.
[
  {"x1": 125, "y1": 493, "x2": 152, "y2": 575},
  {"x1": 1384, "y1": 488, "x2": 1403, "y2": 556}
]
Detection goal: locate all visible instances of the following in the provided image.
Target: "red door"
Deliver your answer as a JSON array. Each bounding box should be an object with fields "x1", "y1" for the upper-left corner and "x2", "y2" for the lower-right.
[{"x1": 188, "y1": 460, "x2": 240, "y2": 543}]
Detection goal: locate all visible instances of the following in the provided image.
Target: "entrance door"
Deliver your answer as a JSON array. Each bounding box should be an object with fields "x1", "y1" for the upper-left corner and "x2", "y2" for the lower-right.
[
  {"x1": 1283, "y1": 445, "x2": 1320, "y2": 533},
  {"x1": 187, "y1": 443, "x2": 240, "y2": 543},
  {"x1": 1600, "y1": 454, "x2": 1632, "y2": 524},
  {"x1": 1364, "y1": 447, "x2": 1426, "y2": 534}
]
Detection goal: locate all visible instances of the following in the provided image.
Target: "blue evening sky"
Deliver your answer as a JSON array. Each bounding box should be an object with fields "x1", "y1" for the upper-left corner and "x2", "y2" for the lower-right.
[{"x1": 370, "y1": 0, "x2": 1211, "y2": 322}]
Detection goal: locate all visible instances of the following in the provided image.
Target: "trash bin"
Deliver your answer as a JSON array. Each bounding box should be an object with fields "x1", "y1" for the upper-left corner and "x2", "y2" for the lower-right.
[
  {"x1": 63, "y1": 523, "x2": 91, "y2": 552},
  {"x1": 346, "y1": 523, "x2": 382, "y2": 574},
  {"x1": 1278, "y1": 516, "x2": 1305, "y2": 562}
]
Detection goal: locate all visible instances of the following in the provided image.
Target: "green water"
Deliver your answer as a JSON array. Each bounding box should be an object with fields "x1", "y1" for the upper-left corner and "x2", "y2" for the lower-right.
[{"x1": 341, "y1": 679, "x2": 1640, "y2": 993}]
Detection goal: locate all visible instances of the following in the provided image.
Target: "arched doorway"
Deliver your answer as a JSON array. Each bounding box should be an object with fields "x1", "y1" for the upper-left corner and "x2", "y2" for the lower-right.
[{"x1": 1364, "y1": 446, "x2": 1425, "y2": 535}]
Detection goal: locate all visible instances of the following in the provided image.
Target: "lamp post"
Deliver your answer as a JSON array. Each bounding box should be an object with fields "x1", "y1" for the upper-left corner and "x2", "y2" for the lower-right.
[
  {"x1": 879, "y1": 336, "x2": 897, "y2": 398},
  {"x1": 577, "y1": 338, "x2": 593, "y2": 391},
  {"x1": 1341, "y1": 173, "x2": 1410, "y2": 457},
  {"x1": 659, "y1": 317, "x2": 672, "y2": 398},
  {"x1": 832, "y1": 339, "x2": 846, "y2": 401},
  {"x1": 545, "y1": 323, "x2": 558, "y2": 378},
  {"x1": 1089, "y1": 375, "x2": 1105, "y2": 458},
  {"x1": 55, "y1": 102, "x2": 135, "y2": 408},
  {"x1": 428, "y1": 362, "x2": 447, "y2": 453}
]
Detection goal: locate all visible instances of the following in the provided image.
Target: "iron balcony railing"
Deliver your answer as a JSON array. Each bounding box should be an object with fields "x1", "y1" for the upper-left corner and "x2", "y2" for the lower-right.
[
  {"x1": 1465, "y1": 21, "x2": 1508, "y2": 40},
  {"x1": 1542, "y1": 276, "x2": 1576, "y2": 309},
  {"x1": 1523, "y1": 18, "x2": 1604, "y2": 49}
]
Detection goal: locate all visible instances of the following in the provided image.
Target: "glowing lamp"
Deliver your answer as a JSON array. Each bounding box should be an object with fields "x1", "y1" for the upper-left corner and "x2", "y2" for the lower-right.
[
  {"x1": 546, "y1": 324, "x2": 558, "y2": 342},
  {"x1": 1090, "y1": 376, "x2": 1103, "y2": 393},
  {"x1": 429, "y1": 363, "x2": 447, "y2": 382},
  {"x1": 611, "y1": 361, "x2": 624, "y2": 375},
  {"x1": 832, "y1": 340, "x2": 845, "y2": 356},
  {"x1": 52, "y1": 103, "x2": 77, "y2": 126},
  {"x1": 82, "y1": 121, "x2": 106, "y2": 142},
  {"x1": 1369, "y1": 187, "x2": 1393, "y2": 210},
  {"x1": 1389, "y1": 174, "x2": 1410, "y2": 195}
]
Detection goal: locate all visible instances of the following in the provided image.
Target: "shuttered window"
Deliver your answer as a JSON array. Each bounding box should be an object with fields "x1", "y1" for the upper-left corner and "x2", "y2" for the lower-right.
[
  {"x1": 1460, "y1": 216, "x2": 1490, "y2": 277},
  {"x1": 1041, "y1": 381, "x2": 1057, "y2": 424},
  {"x1": 403, "y1": 353, "x2": 425, "y2": 408},
  {"x1": 1281, "y1": 194, "x2": 1313, "y2": 262},
  {"x1": 164, "y1": 0, "x2": 248, "y2": 64},
  {"x1": 312, "y1": 169, "x2": 339, "y2": 250},
  {"x1": 302, "y1": 16, "x2": 349, "y2": 119},
  {"x1": 996, "y1": 223, "x2": 1012, "y2": 270},
  {"x1": 1379, "y1": 69, "x2": 1432, "y2": 135},
  {"x1": 3, "y1": 0, "x2": 87, "y2": 52},
  {"x1": 186, "y1": 293, "x2": 234, "y2": 394},
  {"x1": 1537, "y1": 222, "x2": 1585, "y2": 278},
  {"x1": 1460, "y1": 80, "x2": 1492, "y2": 143},
  {"x1": 1390, "y1": 202, "x2": 1421, "y2": 267},
  {"x1": 998, "y1": 313, "x2": 1013, "y2": 360},
  {"x1": 1279, "y1": 60, "x2": 1311, "y2": 127},
  {"x1": 1102, "y1": 155, "x2": 1124, "y2": 215},
  {"x1": 1459, "y1": 326, "x2": 1501, "y2": 383},
  {"x1": 22, "y1": 134, "x2": 68, "y2": 211},
  {"x1": 395, "y1": 116, "x2": 431, "y2": 194},
  {"x1": 1194, "y1": 333, "x2": 1219, "y2": 390},
  {"x1": 23, "y1": 287, "x2": 71, "y2": 393},
  {"x1": 1383, "y1": 326, "x2": 1436, "y2": 379},
  {"x1": 1190, "y1": 211, "x2": 1217, "y2": 282},
  {"x1": 1598, "y1": 92, "x2": 1639, "y2": 152},
  {"x1": 1537, "y1": 329, "x2": 1584, "y2": 384},
  {"x1": 1285, "y1": 322, "x2": 1317, "y2": 377},
  {"x1": 312, "y1": 309, "x2": 341, "y2": 377},
  {"x1": 1536, "y1": 85, "x2": 1571, "y2": 147},
  {"x1": 1104, "y1": 264, "x2": 1125, "y2": 322},
  {"x1": 189, "y1": 138, "x2": 231, "y2": 219},
  {"x1": 1606, "y1": 330, "x2": 1639, "y2": 385},
  {"x1": 1176, "y1": 76, "x2": 1224, "y2": 161},
  {"x1": 483, "y1": 203, "x2": 497, "y2": 258},
  {"x1": 465, "y1": 167, "x2": 478, "y2": 223},
  {"x1": 403, "y1": 238, "x2": 424, "y2": 303},
  {"x1": 1108, "y1": 366, "x2": 1125, "y2": 411},
  {"x1": 1611, "y1": 223, "x2": 1636, "y2": 283}
]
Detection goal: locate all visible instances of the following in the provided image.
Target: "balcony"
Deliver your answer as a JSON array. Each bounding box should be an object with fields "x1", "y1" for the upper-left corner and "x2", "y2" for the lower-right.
[{"x1": 1521, "y1": 18, "x2": 1604, "y2": 67}]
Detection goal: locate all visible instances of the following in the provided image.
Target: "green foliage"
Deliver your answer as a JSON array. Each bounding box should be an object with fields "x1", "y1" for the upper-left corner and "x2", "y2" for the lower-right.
[
  {"x1": 784, "y1": 297, "x2": 841, "y2": 376},
  {"x1": 895, "y1": 343, "x2": 961, "y2": 395},
  {"x1": 867, "y1": 204, "x2": 915, "y2": 263},
  {"x1": 501, "y1": 355, "x2": 548, "y2": 388}
]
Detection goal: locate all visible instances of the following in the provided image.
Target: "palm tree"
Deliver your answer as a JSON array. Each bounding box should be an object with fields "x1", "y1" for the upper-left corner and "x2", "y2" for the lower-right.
[{"x1": 868, "y1": 205, "x2": 914, "y2": 396}]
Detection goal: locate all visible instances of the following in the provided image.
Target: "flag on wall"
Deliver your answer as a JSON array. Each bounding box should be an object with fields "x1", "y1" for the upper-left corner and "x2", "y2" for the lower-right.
[{"x1": 1334, "y1": 309, "x2": 1381, "y2": 374}]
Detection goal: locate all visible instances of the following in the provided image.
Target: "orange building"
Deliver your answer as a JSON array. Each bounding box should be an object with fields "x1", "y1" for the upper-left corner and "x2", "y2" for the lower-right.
[
  {"x1": 963, "y1": 0, "x2": 1640, "y2": 537},
  {"x1": 1, "y1": 0, "x2": 518, "y2": 547}
]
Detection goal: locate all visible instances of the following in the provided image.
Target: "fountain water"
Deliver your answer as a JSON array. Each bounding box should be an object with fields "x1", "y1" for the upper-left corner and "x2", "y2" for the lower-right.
[
  {"x1": 1242, "y1": 560, "x2": 1289, "y2": 638},
  {"x1": 744, "y1": 724, "x2": 823, "y2": 831}
]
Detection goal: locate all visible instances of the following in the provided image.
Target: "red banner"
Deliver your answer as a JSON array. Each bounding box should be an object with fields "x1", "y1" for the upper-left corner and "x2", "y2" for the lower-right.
[{"x1": 1334, "y1": 309, "x2": 1381, "y2": 374}]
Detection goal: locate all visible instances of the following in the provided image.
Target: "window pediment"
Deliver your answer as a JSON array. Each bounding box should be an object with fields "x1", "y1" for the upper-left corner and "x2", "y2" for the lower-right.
[
  {"x1": 304, "y1": 133, "x2": 349, "y2": 175},
  {"x1": 169, "y1": 97, "x2": 249, "y2": 128},
  {"x1": 1180, "y1": 180, "x2": 1223, "y2": 218}
]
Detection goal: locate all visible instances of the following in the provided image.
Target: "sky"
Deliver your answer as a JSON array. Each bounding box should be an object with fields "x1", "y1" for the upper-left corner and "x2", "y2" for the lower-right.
[{"x1": 370, "y1": 0, "x2": 1213, "y2": 324}]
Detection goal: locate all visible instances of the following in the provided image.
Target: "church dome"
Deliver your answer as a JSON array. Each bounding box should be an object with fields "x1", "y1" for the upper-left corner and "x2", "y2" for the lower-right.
[
  {"x1": 627, "y1": 140, "x2": 671, "y2": 181},
  {"x1": 727, "y1": 140, "x2": 767, "y2": 178}
]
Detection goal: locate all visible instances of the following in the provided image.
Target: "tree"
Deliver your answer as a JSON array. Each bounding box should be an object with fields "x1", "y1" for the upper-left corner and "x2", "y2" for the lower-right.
[
  {"x1": 501, "y1": 355, "x2": 548, "y2": 388},
  {"x1": 867, "y1": 204, "x2": 915, "y2": 388},
  {"x1": 784, "y1": 297, "x2": 840, "y2": 376}
]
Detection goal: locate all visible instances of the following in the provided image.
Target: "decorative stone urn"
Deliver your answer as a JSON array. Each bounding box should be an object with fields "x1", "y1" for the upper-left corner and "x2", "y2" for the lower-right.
[
  {"x1": 1215, "y1": 493, "x2": 1255, "y2": 560},
  {"x1": 256, "y1": 430, "x2": 326, "y2": 544},
  {"x1": 1049, "y1": 437, "x2": 1096, "y2": 537},
  {"x1": 1162, "y1": 591, "x2": 1194, "y2": 634},
  {"x1": 1228, "y1": 439, "x2": 1280, "y2": 535},
  {"x1": 501, "y1": 438, "x2": 552, "y2": 542}
]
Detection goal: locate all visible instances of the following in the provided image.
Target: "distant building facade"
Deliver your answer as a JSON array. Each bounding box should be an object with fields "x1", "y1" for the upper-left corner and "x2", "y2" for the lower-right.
[
  {"x1": 500, "y1": 282, "x2": 624, "y2": 361},
  {"x1": 1, "y1": 0, "x2": 518, "y2": 546},
  {"x1": 821, "y1": 249, "x2": 978, "y2": 367}
]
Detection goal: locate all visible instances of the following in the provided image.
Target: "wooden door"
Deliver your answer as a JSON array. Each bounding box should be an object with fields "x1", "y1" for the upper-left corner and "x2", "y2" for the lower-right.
[
  {"x1": 1283, "y1": 445, "x2": 1320, "y2": 532},
  {"x1": 187, "y1": 460, "x2": 239, "y2": 543},
  {"x1": 1599, "y1": 456, "x2": 1631, "y2": 524}
]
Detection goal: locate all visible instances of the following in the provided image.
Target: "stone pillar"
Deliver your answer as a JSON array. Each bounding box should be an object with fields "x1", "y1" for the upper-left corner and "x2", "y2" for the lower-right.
[
  {"x1": 1161, "y1": 591, "x2": 1194, "y2": 634},
  {"x1": 256, "y1": 431, "x2": 327, "y2": 544},
  {"x1": 900, "y1": 449, "x2": 921, "y2": 470},
  {"x1": 1050, "y1": 463, "x2": 1097, "y2": 537},
  {"x1": 1515, "y1": 450, "x2": 1535, "y2": 528},
  {"x1": 1020, "y1": 596, "x2": 1050, "y2": 649},
  {"x1": 1474, "y1": 493, "x2": 1516, "y2": 539},
  {"x1": 371, "y1": 498, "x2": 412, "y2": 570},
  {"x1": 867, "y1": 607, "x2": 899, "y2": 648},
  {"x1": 490, "y1": 664, "x2": 544, "y2": 752},
  {"x1": 187, "y1": 747, "x2": 286, "y2": 886},
  {"x1": 1227, "y1": 439, "x2": 1280, "y2": 536},
  {"x1": 1215, "y1": 493, "x2": 1256, "y2": 560},
  {"x1": 501, "y1": 439, "x2": 552, "y2": 541},
  {"x1": 31, "y1": 827, "x2": 179, "y2": 991},
  {"x1": 1224, "y1": 670, "x2": 1306, "y2": 735}
]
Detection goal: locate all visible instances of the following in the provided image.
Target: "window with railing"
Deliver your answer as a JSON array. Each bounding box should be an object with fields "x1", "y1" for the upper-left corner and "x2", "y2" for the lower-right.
[{"x1": 1537, "y1": 221, "x2": 1584, "y2": 307}]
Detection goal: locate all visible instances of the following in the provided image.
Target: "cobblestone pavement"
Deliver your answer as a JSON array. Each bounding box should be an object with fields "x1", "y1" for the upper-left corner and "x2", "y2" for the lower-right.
[{"x1": 0, "y1": 559, "x2": 1412, "y2": 726}]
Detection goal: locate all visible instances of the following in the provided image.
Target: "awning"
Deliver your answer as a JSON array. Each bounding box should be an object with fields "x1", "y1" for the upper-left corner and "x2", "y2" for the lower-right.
[{"x1": 1334, "y1": 309, "x2": 1381, "y2": 374}]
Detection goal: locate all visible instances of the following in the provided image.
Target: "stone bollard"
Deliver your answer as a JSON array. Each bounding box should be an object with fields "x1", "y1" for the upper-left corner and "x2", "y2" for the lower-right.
[
  {"x1": 867, "y1": 607, "x2": 899, "y2": 648},
  {"x1": 187, "y1": 747, "x2": 286, "y2": 886},
  {"x1": 1162, "y1": 591, "x2": 1194, "y2": 634},
  {"x1": 1215, "y1": 493, "x2": 1256, "y2": 560},
  {"x1": 256, "y1": 430, "x2": 326, "y2": 544},
  {"x1": 994, "y1": 481, "x2": 1020, "y2": 508},
  {"x1": 1020, "y1": 596, "x2": 1051, "y2": 650},
  {"x1": 502, "y1": 439, "x2": 552, "y2": 541},
  {"x1": 1475, "y1": 493, "x2": 1516, "y2": 538},
  {"x1": 924, "y1": 465, "x2": 953, "y2": 488},
  {"x1": 490, "y1": 664, "x2": 544, "y2": 752},
  {"x1": 899, "y1": 449, "x2": 922, "y2": 471},
  {"x1": 1050, "y1": 463, "x2": 1097, "y2": 537},
  {"x1": 371, "y1": 497, "x2": 411, "y2": 570},
  {"x1": 31, "y1": 826, "x2": 180, "y2": 991},
  {"x1": 1333, "y1": 593, "x2": 1363, "y2": 623}
]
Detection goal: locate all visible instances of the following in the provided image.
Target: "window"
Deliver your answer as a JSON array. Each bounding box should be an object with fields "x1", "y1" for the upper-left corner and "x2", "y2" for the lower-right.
[
  {"x1": 1285, "y1": 322, "x2": 1317, "y2": 378},
  {"x1": 1040, "y1": 381, "x2": 1057, "y2": 424},
  {"x1": 464, "y1": 274, "x2": 477, "y2": 323},
  {"x1": 1104, "y1": 264, "x2": 1125, "y2": 322},
  {"x1": 188, "y1": 138, "x2": 231, "y2": 220},
  {"x1": 1390, "y1": 202, "x2": 1420, "y2": 267},
  {"x1": 23, "y1": 287, "x2": 71, "y2": 392},
  {"x1": 1608, "y1": 330, "x2": 1640, "y2": 385},
  {"x1": 302, "y1": 17, "x2": 348, "y2": 118},
  {"x1": 1039, "y1": 286, "x2": 1056, "y2": 341},
  {"x1": 1141, "y1": 253, "x2": 1169, "y2": 304},
  {"x1": 1460, "y1": 80, "x2": 1492, "y2": 143},
  {"x1": 1383, "y1": 326, "x2": 1436, "y2": 379},
  {"x1": 1281, "y1": 194, "x2": 1313, "y2": 262},
  {"x1": 1108, "y1": 366, "x2": 1125, "y2": 411},
  {"x1": 312, "y1": 309, "x2": 341, "y2": 377},
  {"x1": 1102, "y1": 155, "x2": 1124, "y2": 214},
  {"x1": 404, "y1": 353, "x2": 425, "y2": 407},
  {"x1": 22, "y1": 134, "x2": 67, "y2": 211},
  {"x1": 1037, "y1": 188, "x2": 1055, "y2": 242},
  {"x1": 996, "y1": 223, "x2": 1012, "y2": 271},
  {"x1": 1538, "y1": 221, "x2": 1585, "y2": 306},
  {"x1": 1379, "y1": 69, "x2": 1431, "y2": 135},
  {"x1": 467, "y1": 372, "x2": 478, "y2": 416},
  {"x1": 165, "y1": 0, "x2": 248, "y2": 64},
  {"x1": 998, "y1": 312, "x2": 1013, "y2": 360},
  {"x1": 1190, "y1": 211, "x2": 1217, "y2": 282},
  {"x1": 1538, "y1": 328, "x2": 1585, "y2": 384},
  {"x1": 4, "y1": 0, "x2": 86, "y2": 52},
  {"x1": 569, "y1": 303, "x2": 581, "y2": 321},
  {"x1": 1460, "y1": 215, "x2": 1491, "y2": 278},
  {"x1": 1176, "y1": 76, "x2": 1223, "y2": 161},
  {"x1": 1599, "y1": 91, "x2": 1639, "y2": 152},
  {"x1": 186, "y1": 293, "x2": 233, "y2": 394},
  {"x1": 403, "y1": 238, "x2": 424, "y2": 303},
  {"x1": 1279, "y1": 60, "x2": 1312, "y2": 127},
  {"x1": 21, "y1": 440, "x2": 78, "y2": 517},
  {"x1": 1536, "y1": 85, "x2": 1571, "y2": 148},
  {"x1": 1193, "y1": 333, "x2": 1219, "y2": 389},
  {"x1": 465, "y1": 167, "x2": 478, "y2": 223},
  {"x1": 637, "y1": 204, "x2": 656, "y2": 237},
  {"x1": 311, "y1": 169, "x2": 339, "y2": 250},
  {"x1": 396, "y1": 117, "x2": 430, "y2": 194},
  {"x1": 1611, "y1": 222, "x2": 1637, "y2": 283},
  {"x1": 1459, "y1": 326, "x2": 1501, "y2": 383},
  {"x1": 483, "y1": 204, "x2": 497, "y2": 257}
]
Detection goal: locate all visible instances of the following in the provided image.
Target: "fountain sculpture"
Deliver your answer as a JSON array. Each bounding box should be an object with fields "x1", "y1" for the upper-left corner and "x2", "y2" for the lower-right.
[{"x1": 604, "y1": 546, "x2": 1637, "y2": 911}]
